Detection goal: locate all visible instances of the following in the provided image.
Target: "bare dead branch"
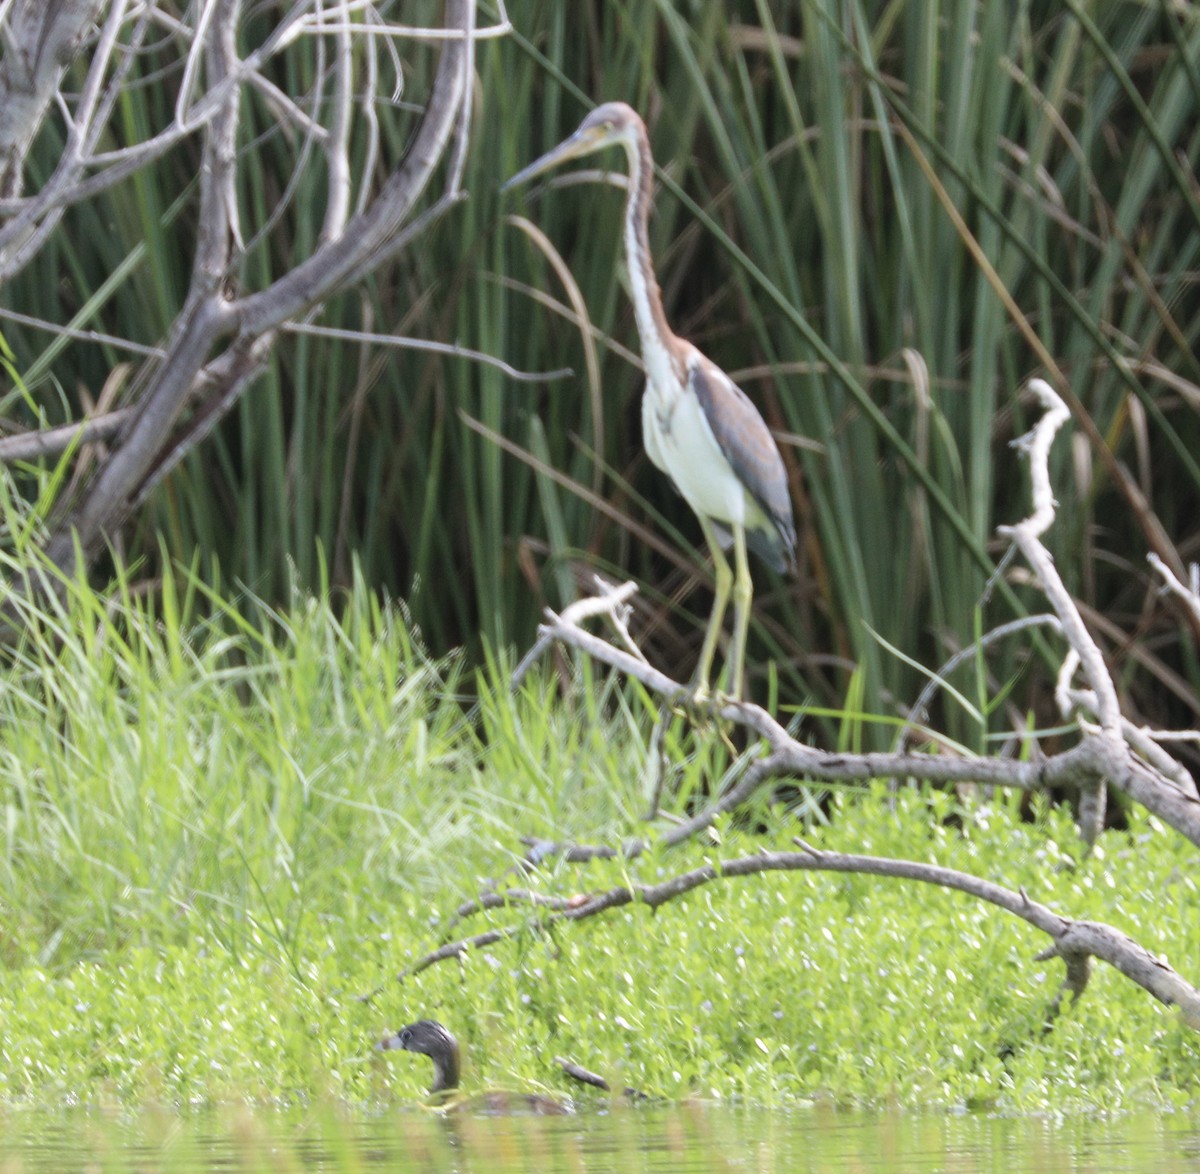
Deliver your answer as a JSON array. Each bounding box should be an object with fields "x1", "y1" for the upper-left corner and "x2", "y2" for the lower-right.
[
  {"x1": 1149, "y1": 553, "x2": 1200, "y2": 629},
  {"x1": 22, "y1": 0, "x2": 478, "y2": 588},
  {"x1": 41, "y1": 295, "x2": 237, "y2": 578},
  {"x1": 444, "y1": 0, "x2": 476, "y2": 194},
  {"x1": 49, "y1": 1, "x2": 246, "y2": 543},
  {"x1": 129, "y1": 332, "x2": 278, "y2": 508},
  {"x1": 512, "y1": 580, "x2": 642, "y2": 687},
  {"x1": 0, "y1": 305, "x2": 165, "y2": 360},
  {"x1": 293, "y1": 10, "x2": 511, "y2": 40},
  {"x1": 0, "y1": 409, "x2": 134, "y2": 463},
  {"x1": 533, "y1": 595, "x2": 1145, "y2": 800},
  {"x1": 509, "y1": 375, "x2": 1200, "y2": 874},
  {"x1": 234, "y1": 1, "x2": 472, "y2": 339},
  {"x1": 895, "y1": 613, "x2": 1063, "y2": 752},
  {"x1": 775, "y1": 845, "x2": 1200, "y2": 1027},
  {"x1": 553, "y1": 1055, "x2": 645, "y2": 1098},
  {"x1": 997, "y1": 381, "x2": 1108, "y2": 843},
  {"x1": 395, "y1": 925, "x2": 520, "y2": 983},
  {"x1": 0, "y1": 0, "x2": 108, "y2": 200},
  {"x1": 1056, "y1": 649, "x2": 1199, "y2": 799},
  {"x1": 554, "y1": 1057, "x2": 612, "y2": 1092},
  {"x1": 452, "y1": 887, "x2": 579, "y2": 922},
  {"x1": 320, "y1": 0, "x2": 354, "y2": 243},
  {"x1": 392, "y1": 842, "x2": 1200, "y2": 1029},
  {"x1": 528, "y1": 590, "x2": 1200, "y2": 854},
  {"x1": 1000, "y1": 381, "x2": 1122, "y2": 737},
  {"x1": 281, "y1": 322, "x2": 573, "y2": 385}
]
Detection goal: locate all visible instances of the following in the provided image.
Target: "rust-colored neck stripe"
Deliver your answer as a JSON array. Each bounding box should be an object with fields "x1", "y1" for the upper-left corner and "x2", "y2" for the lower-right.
[{"x1": 622, "y1": 121, "x2": 680, "y2": 368}]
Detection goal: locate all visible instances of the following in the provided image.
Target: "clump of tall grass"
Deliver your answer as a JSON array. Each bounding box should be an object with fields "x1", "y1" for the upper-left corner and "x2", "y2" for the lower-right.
[
  {"x1": 0, "y1": 542, "x2": 467, "y2": 965},
  {"x1": 0, "y1": 498, "x2": 676, "y2": 978}
]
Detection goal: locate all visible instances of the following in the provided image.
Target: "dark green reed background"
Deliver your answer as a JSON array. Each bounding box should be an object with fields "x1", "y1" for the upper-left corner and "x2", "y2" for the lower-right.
[{"x1": 4, "y1": 1, "x2": 1198, "y2": 743}]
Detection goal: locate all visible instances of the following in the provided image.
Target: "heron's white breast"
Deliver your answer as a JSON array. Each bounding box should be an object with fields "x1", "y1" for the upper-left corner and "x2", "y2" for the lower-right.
[{"x1": 642, "y1": 377, "x2": 748, "y2": 528}]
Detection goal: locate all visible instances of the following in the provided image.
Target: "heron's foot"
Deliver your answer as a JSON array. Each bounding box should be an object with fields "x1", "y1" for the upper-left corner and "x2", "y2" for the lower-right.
[
  {"x1": 686, "y1": 676, "x2": 742, "y2": 708},
  {"x1": 682, "y1": 678, "x2": 720, "y2": 713},
  {"x1": 671, "y1": 686, "x2": 740, "y2": 762},
  {"x1": 678, "y1": 680, "x2": 740, "y2": 727}
]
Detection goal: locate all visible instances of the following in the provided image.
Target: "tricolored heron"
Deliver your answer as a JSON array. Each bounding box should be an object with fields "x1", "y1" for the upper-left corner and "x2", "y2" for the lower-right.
[{"x1": 505, "y1": 102, "x2": 796, "y2": 701}]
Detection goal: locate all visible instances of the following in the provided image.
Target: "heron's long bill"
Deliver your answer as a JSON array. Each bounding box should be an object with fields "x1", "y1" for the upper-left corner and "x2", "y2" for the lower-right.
[{"x1": 501, "y1": 131, "x2": 593, "y2": 191}]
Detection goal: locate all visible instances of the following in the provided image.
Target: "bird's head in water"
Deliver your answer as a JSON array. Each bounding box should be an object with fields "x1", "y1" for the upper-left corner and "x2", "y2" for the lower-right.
[{"x1": 377, "y1": 1019, "x2": 462, "y2": 1094}]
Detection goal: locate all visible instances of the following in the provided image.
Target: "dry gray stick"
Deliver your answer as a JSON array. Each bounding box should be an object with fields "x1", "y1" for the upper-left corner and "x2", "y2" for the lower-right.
[
  {"x1": 414, "y1": 374, "x2": 1200, "y2": 1032},
  {"x1": 998, "y1": 378, "x2": 1120, "y2": 844},
  {"x1": 530, "y1": 601, "x2": 1200, "y2": 847},
  {"x1": 0, "y1": 0, "x2": 108, "y2": 200},
  {"x1": 511, "y1": 580, "x2": 641, "y2": 688},
  {"x1": 894, "y1": 613, "x2": 1062, "y2": 752},
  {"x1": 321, "y1": 0, "x2": 355, "y2": 243},
  {"x1": 0, "y1": 410, "x2": 134, "y2": 463},
  {"x1": 1056, "y1": 649, "x2": 1198, "y2": 799},
  {"x1": 31, "y1": 0, "x2": 476, "y2": 585},
  {"x1": 392, "y1": 842, "x2": 1200, "y2": 1029},
  {"x1": 1149, "y1": 553, "x2": 1200, "y2": 629},
  {"x1": 554, "y1": 1057, "x2": 612, "y2": 1092},
  {"x1": 518, "y1": 374, "x2": 1200, "y2": 847}
]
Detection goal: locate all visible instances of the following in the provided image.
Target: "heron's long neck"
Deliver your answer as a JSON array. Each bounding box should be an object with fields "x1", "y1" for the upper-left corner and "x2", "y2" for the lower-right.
[{"x1": 621, "y1": 129, "x2": 675, "y2": 374}]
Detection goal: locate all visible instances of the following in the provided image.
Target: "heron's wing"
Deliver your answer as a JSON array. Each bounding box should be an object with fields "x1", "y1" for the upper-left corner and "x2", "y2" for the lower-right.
[{"x1": 687, "y1": 350, "x2": 796, "y2": 571}]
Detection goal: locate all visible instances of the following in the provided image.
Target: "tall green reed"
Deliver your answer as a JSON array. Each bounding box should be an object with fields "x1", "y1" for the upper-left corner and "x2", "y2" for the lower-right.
[{"x1": 0, "y1": 1, "x2": 1195, "y2": 744}]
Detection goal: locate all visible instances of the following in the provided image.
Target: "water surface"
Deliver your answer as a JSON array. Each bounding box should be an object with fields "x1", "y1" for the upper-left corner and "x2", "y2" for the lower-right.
[{"x1": 1, "y1": 1102, "x2": 1198, "y2": 1171}]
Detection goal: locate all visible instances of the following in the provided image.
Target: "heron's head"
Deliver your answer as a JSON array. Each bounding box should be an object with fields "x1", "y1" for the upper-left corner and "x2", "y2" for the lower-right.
[{"x1": 503, "y1": 102, "x2": 642, "y2": 191}]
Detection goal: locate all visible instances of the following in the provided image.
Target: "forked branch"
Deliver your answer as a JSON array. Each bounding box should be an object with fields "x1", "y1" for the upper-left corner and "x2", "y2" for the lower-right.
[
  {"x1": 388, "y1": 842, "x2": 1200, "y2": 1029},
  {"x1": 377, "y1": 375, "x2": 1200, "y2": 1034},
  {"x1": 1, "y1": 0, "x2": 480, "y2": 592},
  {"x1": 516, "y1": 379, "x2": 1200, "y2": 850}
]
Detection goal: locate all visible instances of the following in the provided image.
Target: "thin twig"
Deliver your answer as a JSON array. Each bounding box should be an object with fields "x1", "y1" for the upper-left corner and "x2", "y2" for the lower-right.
[
  {"x1": 894, "y1": 613, "x2": 1063, "y2": 752},
  {"x1": 320, "y1": 0, "x2": 354, "y2": 242},
  {"x1": 511, "y1": 581, "x2": 640, "y2": 688},
  {"x1": 0, "y1": 306, "x2": 164, "y2": 358},
  {"x1": 1149, "y1": 553, "x2": 1200, "y2": 629},
  {"x1": 281, "y1": 322, "x2": 572, "y2": 384}
]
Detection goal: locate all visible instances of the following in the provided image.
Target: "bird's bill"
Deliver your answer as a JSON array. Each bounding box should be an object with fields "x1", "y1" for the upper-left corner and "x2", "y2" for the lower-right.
[
  {"x1": 501, "y1": 130, "x2": 594, "y2": 191},
  {"x1": 375, "y1": 1032, "x2": 404, "y2": 1051}
]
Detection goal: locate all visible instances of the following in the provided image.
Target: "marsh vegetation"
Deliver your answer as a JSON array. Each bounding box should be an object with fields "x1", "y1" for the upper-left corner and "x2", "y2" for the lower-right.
[{"x1": 0, "y1": 0, "x2": 1198, "y2": 1122}]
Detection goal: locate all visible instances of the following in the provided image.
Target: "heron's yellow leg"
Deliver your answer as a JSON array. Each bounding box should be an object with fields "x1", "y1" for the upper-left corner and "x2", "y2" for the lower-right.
[
  {"x1": 693, "y1": 517, "x2": 732, "y2": 700},
  {"x1": 727, "y1": 523, "x2": 753, "y2": 703}
]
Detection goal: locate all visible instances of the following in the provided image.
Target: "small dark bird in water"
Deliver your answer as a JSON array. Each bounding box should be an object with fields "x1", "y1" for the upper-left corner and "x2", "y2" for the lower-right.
[{"x1": 376, "y1": 1019, "x2": 571, "y2": 1115}]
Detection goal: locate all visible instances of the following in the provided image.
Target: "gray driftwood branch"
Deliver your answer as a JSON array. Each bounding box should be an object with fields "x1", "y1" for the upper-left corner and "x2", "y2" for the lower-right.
[
  {"x1": 0, "y1": 0, "x2": 479, "y2": 587},
  {"x1": 528, "y1": 595, "x2": 1200, "y2": 849},
  {"x1": 389, "y1": 842, "x2": 1200, "y2": 1029},
  {"x1": 0, "y1": 0, "x2": 109, "y2": 203},
  {"x1": 377, "y1": 375, "x2": 1200, "y2": 1032},
  {"x1": 518, "y1": 379, "x2": 1200, "y2": 851}
]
